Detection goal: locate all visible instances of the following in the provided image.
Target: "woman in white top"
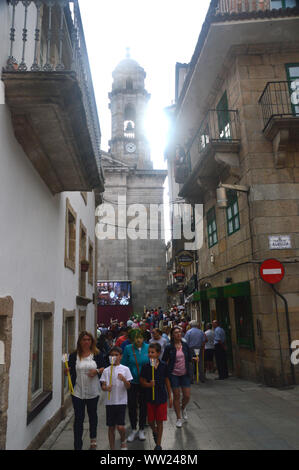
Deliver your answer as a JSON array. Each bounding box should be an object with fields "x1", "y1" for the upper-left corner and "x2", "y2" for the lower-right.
[{"x1": 67, "y1": 331, "x2": 108, "y2": 450}]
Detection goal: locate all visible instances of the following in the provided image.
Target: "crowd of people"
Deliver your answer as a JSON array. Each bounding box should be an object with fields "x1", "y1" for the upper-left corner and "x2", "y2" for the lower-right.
[{"x1": 65, "y1": 306, "x2": 228, "y2": 451}]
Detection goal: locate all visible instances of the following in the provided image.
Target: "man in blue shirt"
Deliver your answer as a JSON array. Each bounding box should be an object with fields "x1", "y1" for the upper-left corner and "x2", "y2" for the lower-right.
[
  {"x1": 212, "y1": 320, "x2": 229, "y2": 380},
  {"x1": 184, "y1": 320, "x2": 206, "y2": 383}
]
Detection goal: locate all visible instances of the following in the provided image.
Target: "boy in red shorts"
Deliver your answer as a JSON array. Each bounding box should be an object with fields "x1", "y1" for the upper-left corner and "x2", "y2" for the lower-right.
[{"x1": 140, "y1": 342, "x2": 172, "y2": 450}]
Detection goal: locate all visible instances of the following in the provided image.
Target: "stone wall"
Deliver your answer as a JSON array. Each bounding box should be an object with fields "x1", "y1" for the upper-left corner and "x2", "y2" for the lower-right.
[{"x1": 195, "y1": 43, "x2": 299, "y2": 385}]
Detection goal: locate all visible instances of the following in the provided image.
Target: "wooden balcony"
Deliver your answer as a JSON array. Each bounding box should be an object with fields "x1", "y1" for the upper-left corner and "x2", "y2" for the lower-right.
[{"x1": 2, "y1": 1, "x2": 104, "y2": 195}]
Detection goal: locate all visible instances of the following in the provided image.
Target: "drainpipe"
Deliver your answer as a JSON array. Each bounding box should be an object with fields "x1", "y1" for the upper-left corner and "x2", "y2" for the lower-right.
[{"x1": 271, "y1": 284, "x2": 296, "y2": 386}]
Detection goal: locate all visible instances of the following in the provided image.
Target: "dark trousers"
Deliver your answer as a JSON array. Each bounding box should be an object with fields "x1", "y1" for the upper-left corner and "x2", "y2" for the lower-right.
[
  {"x1": 127, "y1": 383, "x2": 147, "y2": 430},
  {"x1": 215, "y1": 344, "x2": 229, "y2": 379},
  {"x1": 72, "y1": 395, "x2": 99, "y2": 450}
]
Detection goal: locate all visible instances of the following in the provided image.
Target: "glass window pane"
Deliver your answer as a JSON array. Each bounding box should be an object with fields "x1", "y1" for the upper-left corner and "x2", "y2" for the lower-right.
[
  {"x1": 213, "y1": 233, "x2": 217, "y2": 244},
  {"x1": 289, "y1": 66, "x2": 299, "y2": 78},
  {"x1": 32, "y1": 319, "x2": 43, "y2": 396},
  {"x1": 286, "y1": 0, "x2": 296, "y2": 7},
  {"x1": 235, "y1": 216, "x2": 240, "y2": 230},
  {"x1": 271, "y1": 0, "x2": 283, "y2": 8},
  {"x1": 212, "y1": 221, "x2": 216, "y2": 231},
  {"x1": 208, "y1": 225, "x2": 212, "y2": 235},
  {"x1": 228, "y1": 221, "x2": 233, "y2": 233},
  {"x1": 233, "y1": 202, "x2": 238, "y2": 215},
  {"x1": 227, "y1": 207, "x2": 232, "y2": 219}
]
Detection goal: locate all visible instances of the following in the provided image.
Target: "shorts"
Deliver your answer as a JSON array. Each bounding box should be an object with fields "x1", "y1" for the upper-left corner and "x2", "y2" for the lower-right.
[
  {"x1": 147, "y1": 402, "x2": 167, "y2": 422},
  {"x1": 106, "y1": 404, "x2": 127, "y2": 427},
  {"x1": 169, "y1": 374, "x2": 191, "y2": 389},
  {"x1": 205, "y1": 349, "x2": 214, "y2": 362}
]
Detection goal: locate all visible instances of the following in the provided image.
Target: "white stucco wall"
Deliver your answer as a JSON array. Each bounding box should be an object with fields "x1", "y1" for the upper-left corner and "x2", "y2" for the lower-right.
[{"x1": 0, "y1": 104, "x2": 96, "y2": 449}]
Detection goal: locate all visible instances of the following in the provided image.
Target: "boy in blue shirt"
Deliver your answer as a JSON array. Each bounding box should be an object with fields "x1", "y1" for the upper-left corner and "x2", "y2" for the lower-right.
[{"x1": 140, "y1": 342, "x2": 172, "y2": 451}]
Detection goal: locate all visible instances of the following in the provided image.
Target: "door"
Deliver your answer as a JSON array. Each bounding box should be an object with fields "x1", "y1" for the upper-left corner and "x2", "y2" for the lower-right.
[
  {"x1": 286, "y1": 63, "x2": 299, "y2": 115},
  {"x1": 216, "y1": 298, "x2": 233, "y2": 371},
  {"x1": 216, "y1": 91, "x2": 231, "y2": 140}
]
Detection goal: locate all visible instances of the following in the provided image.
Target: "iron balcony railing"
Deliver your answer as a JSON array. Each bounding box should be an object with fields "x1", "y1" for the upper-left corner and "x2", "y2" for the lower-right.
[
  {"x1": 4, "y1": 0, "x2": 102, "y2": 169},
  {"x1": 191, "y1": 109, "x2": 240, "y2": 154},
  {"x1": 174, "y1": 109, "x2": 240, "y2": 184},
  {"x1": 259, "y1": 81, "x2": 299, "y2": 130},
  {"x1": 216, "y1": 0, "x2": 271, "y2": 13}
]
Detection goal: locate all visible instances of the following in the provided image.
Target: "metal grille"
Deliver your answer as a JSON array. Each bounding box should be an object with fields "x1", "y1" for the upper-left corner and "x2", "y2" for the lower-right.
[{"x1": 259, "y1": 81, "x2": 299, "y2": 130}]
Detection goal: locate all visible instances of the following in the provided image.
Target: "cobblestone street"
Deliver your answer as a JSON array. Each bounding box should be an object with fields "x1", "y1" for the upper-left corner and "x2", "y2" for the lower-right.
[{"x1": 41, "y1": 374, "x2": 299, "y2": 451}]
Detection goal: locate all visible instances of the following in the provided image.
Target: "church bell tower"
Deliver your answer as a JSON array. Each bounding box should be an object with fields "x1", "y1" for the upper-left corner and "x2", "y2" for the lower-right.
[{"x1": 108, "y1": 50, "x2": 152, "y2": 169}]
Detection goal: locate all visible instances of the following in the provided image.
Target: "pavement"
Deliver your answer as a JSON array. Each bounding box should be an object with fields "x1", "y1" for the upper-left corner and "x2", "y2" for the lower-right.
[{"x1": 40, "y1": 373, "x2": 299, "y2": 451}]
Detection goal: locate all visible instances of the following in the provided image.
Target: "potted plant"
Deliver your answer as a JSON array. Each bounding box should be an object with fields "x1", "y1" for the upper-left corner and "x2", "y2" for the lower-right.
[{"x1": 80, "y1": 259, "x2": 90, "y2": 272}]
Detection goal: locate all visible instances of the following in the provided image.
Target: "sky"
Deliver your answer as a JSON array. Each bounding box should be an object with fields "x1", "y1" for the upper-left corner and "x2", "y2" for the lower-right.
[{"x1": 79, "y1": 0, "x2": 210, "y2": 170}]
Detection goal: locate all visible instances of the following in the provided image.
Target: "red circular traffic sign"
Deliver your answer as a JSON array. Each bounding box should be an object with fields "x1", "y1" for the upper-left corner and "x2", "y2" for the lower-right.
[{"x1": 260, "y1": 259, "x2": 285, "y2": 284}]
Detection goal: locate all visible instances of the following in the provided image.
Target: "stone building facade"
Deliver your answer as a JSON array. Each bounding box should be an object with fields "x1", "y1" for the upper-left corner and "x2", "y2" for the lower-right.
[
  {"x1": 165, "y1": 0, "x2": 299, "y2": 386},
  {"x1": 0, "y1": 1, "x2": 104, "y2": 449},
  {"x1": 97, "y1": 56, "x2": 167, "y2": 315}
]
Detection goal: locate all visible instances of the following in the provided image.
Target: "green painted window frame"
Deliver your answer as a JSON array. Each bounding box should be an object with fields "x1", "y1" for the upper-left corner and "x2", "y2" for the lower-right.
[
  {"x1": 271, "y1": 0, "x2": 298, "y2": 8},
  {"x1": 226, "y1": 190, "x2": 240, "y2": 236},
  {"x1": 207, "y1": 207, "x2": 218, "y2": 248},
  {"x1": 234, "y1": 296, "x2": 255, "y2": 350}
]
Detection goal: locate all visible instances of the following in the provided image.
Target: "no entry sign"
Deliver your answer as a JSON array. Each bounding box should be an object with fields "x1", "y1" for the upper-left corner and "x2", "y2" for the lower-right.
[{"x1": 260, "y1": 259, "x2": 285, "y2": 284}]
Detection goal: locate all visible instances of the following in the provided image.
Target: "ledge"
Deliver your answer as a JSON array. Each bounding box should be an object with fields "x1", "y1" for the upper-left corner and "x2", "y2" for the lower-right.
[
  {"x1": 76, "y1": 296, "x2": 93, "y2": 307},
  {"x1": 27, "y1": 391, "x2": 53, "y2": 426}
]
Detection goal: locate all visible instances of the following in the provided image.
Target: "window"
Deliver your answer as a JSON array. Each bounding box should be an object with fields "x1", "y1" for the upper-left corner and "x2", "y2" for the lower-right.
[
  {"x1": 65, "y1": 199, "x2": 77, "y2": 272},
  {"x1": 124, "y1": 105, "x2": 136, "y2": 138},
  {"x1": 207, "y1": 207, "x2": 218, "y2": 248},
  {"x1": 217, "y1": 92, "x2": 231, "y2": 140},
  {"x1": 31, "y1": 318, "x2": 43, "y2": 399},
  {"x1": 88, "y1": 239, "x2": 94, "y2": 286},
  {"x1": 226, "y1": 190, "x2": 240, "y2": 235},
  {"x1": 286, "y1": 63, "x2": 299, "y2": 115},
  {"x1": 79, "y1": 221, "x2": 87, "y2": 298},
  {"x1": 234, "y1": 297, "x2": 255, "y2": 350},
  {"x1": 271, "y1": 0, "x2": 297, "y2": 8},
  {"x1": 126, "y1": 78, "x2": 133, "y2": 90},
  {"x1": 28, "y1": 299, "x2": 54, "y2": 424},
  {"x1": 62, "y1": 311, "x2": 75, "y2": 395}
]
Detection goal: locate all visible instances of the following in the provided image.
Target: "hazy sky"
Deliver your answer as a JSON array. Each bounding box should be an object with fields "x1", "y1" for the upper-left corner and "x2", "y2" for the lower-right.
[{"x1": 79, "y1": 0, "x2": 210, "y2": 170}]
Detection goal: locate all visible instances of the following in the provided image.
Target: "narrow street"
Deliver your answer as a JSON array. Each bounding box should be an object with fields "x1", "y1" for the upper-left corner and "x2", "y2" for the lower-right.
[{"x1": 41, "y1": 374, "x2": 299, "y2": 451}]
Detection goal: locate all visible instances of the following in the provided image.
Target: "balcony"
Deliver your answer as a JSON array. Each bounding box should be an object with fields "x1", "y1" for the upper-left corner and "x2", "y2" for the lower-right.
[
  {"x1": 216, "y1": 0, "x2": 298, "y2": 15},
  {"x1": 2, "y1": 0, "x2": 104, "y2": 195},
  {"x1": 178, "y1": 109, "x2": 241, "y2": 202},
  {"x1": 259, "y1": 81, "x2": 299, "y2": 167}
]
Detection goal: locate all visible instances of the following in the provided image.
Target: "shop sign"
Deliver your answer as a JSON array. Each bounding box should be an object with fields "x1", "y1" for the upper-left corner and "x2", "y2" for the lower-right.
[
  {"x1": 269, "y1": 235, "x2": 292, "y2": 250},
  {"x1": 177, "y1": 251, "x2": 194, "y2": 267}
]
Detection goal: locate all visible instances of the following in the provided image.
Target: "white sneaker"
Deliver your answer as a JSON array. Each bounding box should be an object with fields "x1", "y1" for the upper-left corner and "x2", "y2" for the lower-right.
[
  {"x1": 182, "y1": 408, "x2": 188, "y2": 420},
  {"x1": 127, "y1": 429, "x2": 138, "y2": 442},
  {"x1": 138, "y1": 429, "x2": 146, "y2": 441},
  {"x1": 176, "y1": 418, "x2": 183, "y2": 428}
]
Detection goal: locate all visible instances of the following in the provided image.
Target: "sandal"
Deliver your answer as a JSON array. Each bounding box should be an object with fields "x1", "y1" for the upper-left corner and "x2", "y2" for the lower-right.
[
  {"x1": 121, "y1": 440, "x2": 128, "y2": 450},
  {"x1": 89, "y1": 439, "x2": 97, "y2": 450}
]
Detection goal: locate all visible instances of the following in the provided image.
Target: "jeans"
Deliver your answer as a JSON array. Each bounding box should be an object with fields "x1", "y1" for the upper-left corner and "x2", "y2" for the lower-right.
[
  {"x1": 127, "y1": 383, "x2": 147, "y2": 430},
  {"x1": 72, "y1": 395, "x2": 99, "y2": 450}
]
